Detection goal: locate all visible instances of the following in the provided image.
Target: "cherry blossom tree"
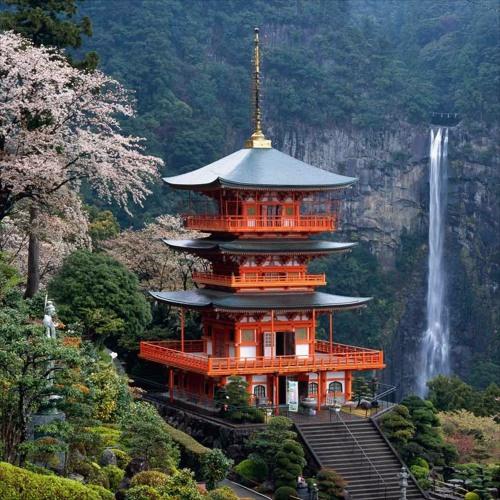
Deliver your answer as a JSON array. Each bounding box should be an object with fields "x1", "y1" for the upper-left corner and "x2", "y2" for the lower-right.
[
  {"x1": 0, "y1": 32, "x2": 162, "y2": 295},
  {"x1": 102, "y1": 215, "x2": 208, "y2": 292}
]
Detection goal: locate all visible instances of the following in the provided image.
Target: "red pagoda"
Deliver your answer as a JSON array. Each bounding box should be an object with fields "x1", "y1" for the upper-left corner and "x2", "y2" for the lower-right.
[{"x1": 139, "y1": 28, "x2": 385, "y2": 411}]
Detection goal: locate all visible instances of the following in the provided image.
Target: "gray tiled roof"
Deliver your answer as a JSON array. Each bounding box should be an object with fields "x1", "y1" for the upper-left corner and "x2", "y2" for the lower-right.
[
  {"x1": 164, "y1": 148, "x2": 356, "y2": 191},
  {"x1": 149, "y1": 289, "x2": 370, "y2": 312},
  {"x1": 163, "y1": 238, "x2": 356, "y2": 255}
]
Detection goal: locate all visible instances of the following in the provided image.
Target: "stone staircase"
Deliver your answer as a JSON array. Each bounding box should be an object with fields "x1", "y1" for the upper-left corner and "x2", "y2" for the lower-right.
[{"x1": 296, "y1": 419, "x2": 427, "y2": 500}]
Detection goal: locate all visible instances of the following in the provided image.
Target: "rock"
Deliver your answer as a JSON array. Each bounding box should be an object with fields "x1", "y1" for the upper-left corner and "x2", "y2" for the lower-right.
[
  {"x1": 99, "y1": 448, "x2": 117, "y2": 466},
  {"x1": 68, "y1": 473, "x2": 84, "y2": 482}
]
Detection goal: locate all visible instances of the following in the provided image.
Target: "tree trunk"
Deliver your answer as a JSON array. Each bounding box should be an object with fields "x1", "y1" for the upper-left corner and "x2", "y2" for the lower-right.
[{"x1": 24, "y1": 206, "x2": 40, "y2": 298}]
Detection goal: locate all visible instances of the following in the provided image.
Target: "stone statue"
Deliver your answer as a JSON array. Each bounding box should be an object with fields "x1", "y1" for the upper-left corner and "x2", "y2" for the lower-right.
[{"x1": 43, "y1": 300, "x2": 57, "y2": 339}]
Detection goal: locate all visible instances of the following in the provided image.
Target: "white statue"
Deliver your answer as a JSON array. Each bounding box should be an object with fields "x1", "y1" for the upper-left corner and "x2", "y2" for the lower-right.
[{"x1": 43, "y1": 300, "x2": 57, "y2": 339}]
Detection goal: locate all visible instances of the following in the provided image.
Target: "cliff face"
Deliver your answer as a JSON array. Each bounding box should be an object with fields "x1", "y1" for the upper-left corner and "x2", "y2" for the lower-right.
[{"x1": 273, "y1": 122, "x2": 499, "y2": 394}]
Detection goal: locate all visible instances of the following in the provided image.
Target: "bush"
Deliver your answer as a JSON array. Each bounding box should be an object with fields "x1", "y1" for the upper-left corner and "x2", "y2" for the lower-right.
[
  {"x1": 102, "y1": 465, "x2": 124, "y2": 491},
  {"x1": 109, "y1": 448, "x2": 131, "y2": 468},
  {"x1": 125, "y1": 485, "x2": 162, "y2": 500},
  {"x1": 464, "y1": 493, "x2": 480, "y2": 500},
  {"x1": 157, "y1": 468, "x2": 203, "y2": 500},
  {"x1": 273, "y1": 439, "x2": 306, "y2": 489},
  {"x1": 274, "y1": 486, "x2": 297, "y2": 500},
  {"x1": 164, "y1": 422, "x2": 209, "y2": 473},
  {"x1": 120, "y1": 402, "x2": 180, "y2": 471},
  {"x1": 235, "y1": 458, "x2": 268, "y2": 483},
  {"x1": 410, "y1": 465, "x2": 429, "y2": 480},
  {"x1": 0, "y1": 461, "x2": 114, "y2": 499},
  {"x1": 130, "y1": 470, "x2": 169, "y2": 488},
  {"x1": 316, "y1": 468, "x2": 347, "y2": 499},
  {"x1": 201, "y1": 448, "x2": 233, "y2": 490},
  {"x1": 206, "y1": 485, "x2": 239, "y2": 500}
]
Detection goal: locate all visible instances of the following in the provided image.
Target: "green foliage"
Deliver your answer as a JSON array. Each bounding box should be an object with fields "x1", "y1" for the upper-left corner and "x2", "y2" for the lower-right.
[
  {"x1": 379, "y1": 405, "x2": 415, "y2": 449},
  {"x1": 273, "y1": 486, "x2": 298, "y2": 500},
  {"x1": 163, "y1": 421, "x2": 209, "y2": 473},
  {"x1": 400, "y1": 396, "x2": 458, "y2": 466},
  {"x1": 0, "y1": 461, "x2": 114, "y2": 499},
  {"x1": 0, "y1": 252, "x2": 22, "y2": 302},
  {"x1": 200, "y1": 448, "x2": 233, "y2": 490},
  {"x1": 101, "y1": 464, "x2": 124, "y2": 491},
  {"x1": 88, "y1": 364, "x2": 131, "y2": 422},
  {"x1": 464, "y1": 493, "x2": 480, "y2": 500},
  {"x1": 86, "y1": 207, "x2": 120, "y2": 248},
  {"x1": 108, "y1": 448, "x2": 131, "y2": 469},
  {"x1": 157, "y1": 468, "x2": 203, "y2": 500},
  {"x1": 316, "y1": 468, "x2": 347, "y2": 499},
  {"x1": 216, "y1": 376, "x2": 263, "y2": 423},
  {"x1": 0, "y1": 0, "x2": 98, "y2": 69},
  {"x1": 130, "y1": 470, "x2": 169, "y2": 488},
  {"x1": 125, "y1": 485, "x2": 162, "y2": 500},
  {"x1": 206, "y1": 485, "x2": 239, "y2": 500},
  {"x1": 247, "y1": 416, "x2": 297, "y2": 475},
  {"x1": 0, "y1": 304, "x2": 87, "y2": 464},
  {"x1": 48, "y1": 250, "x2": 151, "y2": 349},
  {"x1": 120, "y1": 402, "x2": 179, "y2": 471},
  {"x1": 273, "y1": 439, "x2": 306, "y2": 489},
  {"x1": 427, "y1": 375, "x2": 475, "y2": 412},
  {"x1": 235, "y1": 457, "x2": 268, "y2": 483}
]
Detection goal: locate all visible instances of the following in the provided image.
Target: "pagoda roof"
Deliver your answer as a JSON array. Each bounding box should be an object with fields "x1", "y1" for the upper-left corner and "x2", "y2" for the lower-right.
[
  {"x1": 164, "y1": 148, "x2": 357, "y2": 191},
  {"x1": 163, "y1": 238, "x2": 356, "y2": 255},
  {"x1": 150, "y1": 289, "x2": 370, "y2": 312}
]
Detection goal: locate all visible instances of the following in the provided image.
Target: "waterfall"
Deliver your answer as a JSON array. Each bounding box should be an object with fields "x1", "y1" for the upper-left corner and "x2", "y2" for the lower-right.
[{"x1": 417, "y1": 127, "x2": 449, "y2": 396}]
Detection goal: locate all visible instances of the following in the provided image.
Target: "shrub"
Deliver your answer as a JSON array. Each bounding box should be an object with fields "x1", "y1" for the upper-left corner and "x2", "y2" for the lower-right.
[
  {"x1": 109, "y1": 448, "x2": 131, "y2": 468},
  {"x1": 316, "y1": 468, "x2": 347, "y2": 499},
  {"x1": 157, "y1": 468, "x2": 203, "y2": 500},
  {"x1": 235, "y1": 457, "x2": 268, "y2": 483},
  {"x1": 125, "y1": 485, "x2": 162, "y2": 500},
  {"x1": 163, "y1": 422, "x2": 209, "y2": 473},
  {"x1": 410, "y1": 465, "x2": 429, "y2": 480},
  {"x1": 0, "y1": 461, "x2": 114, "y2": 499},
  {"x1": 464, "y1": 493, "x2": 480, "y2": 500},
  {"x1": 273, "y1": 439, "x2": 306, "y2": 489},
  {"x1": 206, "y1": 485, "x2": 239, "y2": 500},
  {"x1": 102, "y1": 464, "x2": 124, "y2": 491},
  {"x1": 201, "y1": 448, "x2": 233, "y2": 490},
  {"x1": 274, "y1": 486, "x2": 297, "y2": 500},
  {"x1": 120, "y1": 402, "x2": 180, "y2": 471},
  {"x1": 130, "y1": 470, "x2": 169, "y2": 488}
]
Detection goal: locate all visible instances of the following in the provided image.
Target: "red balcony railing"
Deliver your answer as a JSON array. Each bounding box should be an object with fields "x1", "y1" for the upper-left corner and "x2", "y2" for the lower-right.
[
  {"x1": 184, "y1": 214, "x2": 336, "y2": 233},
  {"x1": 139, "y1": 340, "x2": 385, "y2": 376},
  {"x1": 192, "y1": 271, "x2": 326, "y2": 288}
]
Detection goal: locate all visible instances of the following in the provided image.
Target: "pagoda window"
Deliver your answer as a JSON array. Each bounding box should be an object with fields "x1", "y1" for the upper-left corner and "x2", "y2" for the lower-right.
[
  {"x1": 253, "y1": 385, "x2": 266, "y2": 399},
  {"x1": 328, "y1": 381, "x2": 343, "y2": 393},
  {"x1": 308, "y1": 382, "x2": 318, "y2": 396},
  {"x1": 295, "y1": 327, "x2": 308, "y2": 342},
  {"x1": 241, "y1": 329, "x2": 256, "y2": 343}
]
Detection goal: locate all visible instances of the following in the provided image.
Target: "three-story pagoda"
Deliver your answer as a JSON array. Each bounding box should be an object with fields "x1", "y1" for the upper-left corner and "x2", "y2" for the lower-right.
[{"x1": 140, "y1": 28, "x2": 385, "y2": 410}]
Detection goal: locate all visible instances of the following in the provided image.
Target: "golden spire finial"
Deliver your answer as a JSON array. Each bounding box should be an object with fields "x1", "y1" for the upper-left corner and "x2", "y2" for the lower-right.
[{"x1": 244, "y1": 27, "x2": 272, "y2": 149}]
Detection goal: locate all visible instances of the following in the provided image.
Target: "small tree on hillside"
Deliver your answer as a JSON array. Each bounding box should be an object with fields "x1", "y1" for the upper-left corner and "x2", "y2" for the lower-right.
[
  {"x1": 201, "y1": 448, "x2": 233, "y2": 490},
  {"x1": 316, "y1": 468, "x2": 347, "y2": 499},
  {"x1": 273, "y1": 439, "x2": 306, "y2": 489},
  {"x1": 247, "y1": 416, "x2": 297, "y2": 475},
  {"x1": 48, "y1": 250, "x2": 151, "y2": 349}
]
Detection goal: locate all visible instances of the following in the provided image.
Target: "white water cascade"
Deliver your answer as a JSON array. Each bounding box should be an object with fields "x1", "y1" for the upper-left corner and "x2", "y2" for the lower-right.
[{"x1": 417, "y1": 127, "x2": 450, "y2": 396}]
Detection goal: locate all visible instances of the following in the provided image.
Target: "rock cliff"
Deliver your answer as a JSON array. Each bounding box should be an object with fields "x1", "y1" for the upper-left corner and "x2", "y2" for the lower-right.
[{"x1": 273, "y1": 122, "x2": 499, "y2": 394}]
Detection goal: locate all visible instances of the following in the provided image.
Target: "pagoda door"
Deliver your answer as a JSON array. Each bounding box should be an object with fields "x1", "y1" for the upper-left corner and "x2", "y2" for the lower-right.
[{"x1": 213, "y1": 331, "x2": 226, "y2": 357}]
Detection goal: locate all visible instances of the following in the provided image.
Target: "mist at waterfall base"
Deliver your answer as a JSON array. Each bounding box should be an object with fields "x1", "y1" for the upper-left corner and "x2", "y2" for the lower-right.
[{"x1": 417, "y1": 127, "x2": 450, "y2": 397}]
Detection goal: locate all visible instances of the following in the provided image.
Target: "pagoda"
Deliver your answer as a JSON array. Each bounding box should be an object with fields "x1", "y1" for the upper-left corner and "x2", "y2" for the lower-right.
[{"x1": 140, "y1": 28, "x2": 385, "y2": 411}]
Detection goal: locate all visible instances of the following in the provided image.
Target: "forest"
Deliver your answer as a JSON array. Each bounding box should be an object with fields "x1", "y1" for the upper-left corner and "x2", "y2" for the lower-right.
[{"x1": 0, "y1": 0, "x2": 498, "y2": 499}]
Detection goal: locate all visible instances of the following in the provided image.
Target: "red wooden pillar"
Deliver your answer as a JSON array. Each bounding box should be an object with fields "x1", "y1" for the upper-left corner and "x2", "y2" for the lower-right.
[
  {"x1": 180, "y1": 308, "x2": 185, "y2": 352},
  {"x1": 169, "y1": 368, "x2": 174, "y2": 403},
  {"x1": 273, "y1": 374, "x2": 279, "y2": 413},
  {"x1": 329, "y1": 312, "x2": 333, "y2": 354},
  {"x1": 317, "y1": 371, "x2": 322, "y2": 411},
  {"x1": 271, "y1": 309, "x2": 275, "y2": 358},
  {"x1": 345, "y1": 371, "x2": 353, "y2": 401}
]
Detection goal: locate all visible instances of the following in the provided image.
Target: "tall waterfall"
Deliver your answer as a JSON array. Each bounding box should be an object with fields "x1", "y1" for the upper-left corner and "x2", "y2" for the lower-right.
[{"x1": 417, "y1": 127, "x2": 450, "y2": 396}]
